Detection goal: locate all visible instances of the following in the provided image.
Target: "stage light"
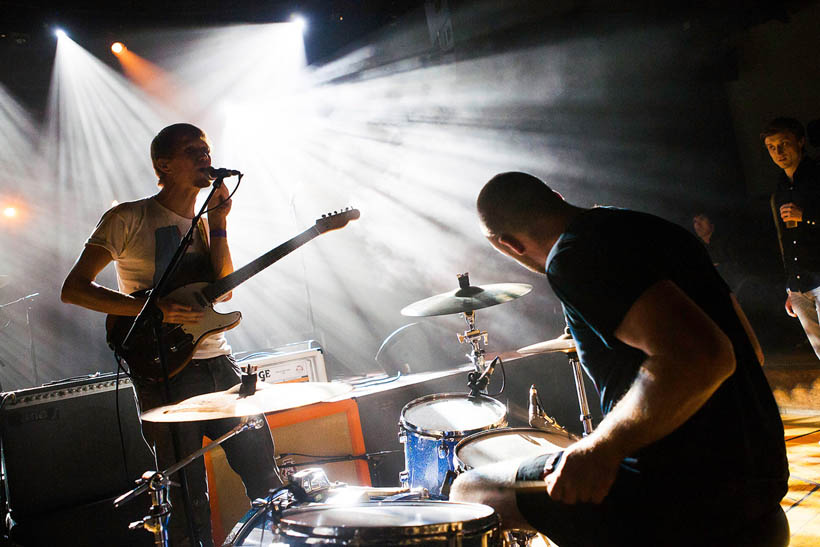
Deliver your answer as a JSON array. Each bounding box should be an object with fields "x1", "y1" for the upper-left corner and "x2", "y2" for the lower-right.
[
  {"x1": 54, "y1": 28, "x2": 66, "y2": 39},
  {"x1": 290, "y1": 14, "x2": 307, "y2": 33},
  {"x1": 111, "y1": 42, "x2": 124, "y2": 55},
  {"x1": 3, "y1": 207, "x2": 17, "y2": 218}
]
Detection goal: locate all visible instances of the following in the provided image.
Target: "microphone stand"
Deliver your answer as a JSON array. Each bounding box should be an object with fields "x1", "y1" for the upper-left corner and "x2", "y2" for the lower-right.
[{"x1": 119, "y1": 175, "x2": 228, "y2": 546}]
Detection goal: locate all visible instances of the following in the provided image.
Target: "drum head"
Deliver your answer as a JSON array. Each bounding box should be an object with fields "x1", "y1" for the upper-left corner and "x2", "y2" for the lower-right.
[
  {"x1": 455, "y1": 427, "x2": 574, "y2": 469},
  {"x1": 400, "y1": 393, "x2": 507, "y2": 437},
  {"x1": 277, "y1": 501, "x2": 499, "y2": 542}
]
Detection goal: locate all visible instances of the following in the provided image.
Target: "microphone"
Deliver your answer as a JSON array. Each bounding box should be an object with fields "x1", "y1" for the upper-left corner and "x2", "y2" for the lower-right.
[{"x1": 207, "y1": 167, "x2": 241, "y2": 179}]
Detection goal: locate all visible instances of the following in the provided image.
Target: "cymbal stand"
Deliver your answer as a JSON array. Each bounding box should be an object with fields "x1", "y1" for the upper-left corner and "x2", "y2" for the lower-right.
[
  {"x1": 458, "y1": 310, "x2": 496, "y2": 396},
  {"x1": 458, "y1": 310, "x2": 487, "y2": 373},
  {"x1": 567, "y1": 351, "x2": 594, "y2": 436},
  {"x1": 115, "y1": 416, "x2": 265, "y2": 547}
]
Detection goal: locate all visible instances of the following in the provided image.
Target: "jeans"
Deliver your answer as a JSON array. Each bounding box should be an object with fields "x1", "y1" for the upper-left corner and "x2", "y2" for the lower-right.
[
  {"x1": 136, "y1": 355, "x2": 281, "y2": 547},
  {"x1": 788, "y1": 286, "x2": 820, "y2": 359}
]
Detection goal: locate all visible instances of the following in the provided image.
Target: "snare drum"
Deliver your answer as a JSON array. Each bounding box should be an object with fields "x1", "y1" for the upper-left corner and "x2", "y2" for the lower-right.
[
  {"x1": 225, "y1": 500, "x2": 502, "y2": 546},
  {"x1": 455, "y1": 427, "x2": 575, "y2": 472},
  {"x1": 399, "y1": 393, "x2": 507, "y2": 496}
]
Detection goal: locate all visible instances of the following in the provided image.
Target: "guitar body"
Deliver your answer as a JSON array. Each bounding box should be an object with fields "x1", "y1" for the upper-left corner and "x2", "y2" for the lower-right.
[
  {"x1": 104, "y1": 208, "x2": 359, "y2": 383},
  {"x1": 106, "y1": 282, "x2": 242, "y2": 382}
]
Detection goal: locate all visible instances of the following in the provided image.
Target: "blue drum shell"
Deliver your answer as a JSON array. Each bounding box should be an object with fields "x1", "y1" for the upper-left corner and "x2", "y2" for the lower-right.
[{"x1": 399, "y1": 393, "x2": 507, "y2": 496}]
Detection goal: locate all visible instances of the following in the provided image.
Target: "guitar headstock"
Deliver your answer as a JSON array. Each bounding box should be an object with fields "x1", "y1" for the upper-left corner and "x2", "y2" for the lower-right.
[{"x1": 316, "y1": 207, "x2": 361, "y2": 233}]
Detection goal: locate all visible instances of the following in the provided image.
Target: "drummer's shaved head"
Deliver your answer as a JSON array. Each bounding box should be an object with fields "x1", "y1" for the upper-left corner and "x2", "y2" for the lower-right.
[{"x1": 477, "y1": 172, "x2": 566, "y2": 237}]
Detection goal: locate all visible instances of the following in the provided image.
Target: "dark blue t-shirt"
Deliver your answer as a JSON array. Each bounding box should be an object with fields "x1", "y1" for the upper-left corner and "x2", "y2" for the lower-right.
[{"x1": 546, "y1": 207, "x2": 787, "y2": 496}]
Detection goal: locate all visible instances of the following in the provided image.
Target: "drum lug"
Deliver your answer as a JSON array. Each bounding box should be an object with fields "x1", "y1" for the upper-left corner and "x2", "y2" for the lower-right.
[
  {"x1": 398, "y1": 432, "x2": 406, "y2": 444},
  {"x1": 438, "y1": 444, "x2": 448, "y2": 458},
  {"x1": 399, "y1": 470, "x2": 409, "y2": 488}
]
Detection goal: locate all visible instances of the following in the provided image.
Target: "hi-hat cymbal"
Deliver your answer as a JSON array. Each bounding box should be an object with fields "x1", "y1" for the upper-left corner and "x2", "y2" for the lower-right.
[
  {"x1": 401, "y1": 283, "x2": 532, "y2": 317},
  {"x1": 140, "y1": 381, "x2": 352, "y2": 422},
  {"x1": 518, "y1": 335, "x2": 576, "y2": 355}
]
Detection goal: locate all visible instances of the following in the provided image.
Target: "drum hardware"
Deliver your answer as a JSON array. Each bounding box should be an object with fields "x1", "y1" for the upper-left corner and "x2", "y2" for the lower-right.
[
  {"x1": 518, "y1": 332, "x2": 594, "y2": 436},
  {"x1": 276, "y1": 449, "x2": 400, "y2": 470},
  {"x1": 403, "y1": 273, "x2": 530, "y2": 396},
  {"x1": 114, "y1": 416, "x2": 266, "y2": 547},
  {"x1": 288, "y1": 467, "x2": 334, "y2": 503},
  {"x1": 528, "y1": 385, "x2": 573, "y2": 438}
]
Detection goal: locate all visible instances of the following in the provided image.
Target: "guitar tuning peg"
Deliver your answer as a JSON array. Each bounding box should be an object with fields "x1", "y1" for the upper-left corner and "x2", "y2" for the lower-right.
[
  {"x1": 334, "y1": 210, "x2": 338, "y2": 214},
  {"x1": 322, "y1": 214, "x2": 327, "y2": 218}
]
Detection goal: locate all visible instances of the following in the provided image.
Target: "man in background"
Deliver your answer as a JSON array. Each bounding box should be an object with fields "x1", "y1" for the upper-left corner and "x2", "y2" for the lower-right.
[{"x1": 763, "y1": 117, "x2": 820, "y2": 359}]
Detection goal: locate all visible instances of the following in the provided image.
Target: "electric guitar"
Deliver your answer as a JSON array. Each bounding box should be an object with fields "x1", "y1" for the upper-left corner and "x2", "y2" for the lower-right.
[{"x1": 106, "y1": 208, "x2": 360, "y2": 382}]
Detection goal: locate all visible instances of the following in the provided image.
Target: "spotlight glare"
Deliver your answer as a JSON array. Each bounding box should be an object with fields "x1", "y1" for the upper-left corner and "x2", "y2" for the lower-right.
[
  {"x1": 111, "y1": 42, "x2": 125, "y2": 54},
  {"x1": 54, "y1": 28, "x2": 66, "y2": 39},
  {"x1": 3, "y1": 207, "x2": 17, "y2": 218},
  {"x1": 290, "y1": 14, "x2": 307, "y2": 33}
]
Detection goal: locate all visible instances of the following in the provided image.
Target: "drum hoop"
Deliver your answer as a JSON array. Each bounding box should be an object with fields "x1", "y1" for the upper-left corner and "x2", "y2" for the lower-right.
[
  {"x1": 398, "y1": 393, "x2": 507, "y2": 438},
  {"x1": 277, "y1": 501, "x2": 500, "y2": 540},
  {"x1": 223, "y1": 502, "x2": 270, "y2": 546},
  {"x1": 455, "y1": 426, "x2": 570, "y2": 451}
]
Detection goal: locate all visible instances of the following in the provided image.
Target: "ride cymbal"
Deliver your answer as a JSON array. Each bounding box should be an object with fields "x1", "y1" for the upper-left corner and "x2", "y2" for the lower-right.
[{"x1": 140, "y1": 381, "x2": 352, "y2": 422}]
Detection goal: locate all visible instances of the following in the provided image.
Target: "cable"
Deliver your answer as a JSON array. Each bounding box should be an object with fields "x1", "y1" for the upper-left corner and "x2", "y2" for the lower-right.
[
  {"x1": 202, "y1": 175, "x2": 242, "y2": 215},
  {"x1": 488, "y1": 359, "x2": 506, "y2": 397}
]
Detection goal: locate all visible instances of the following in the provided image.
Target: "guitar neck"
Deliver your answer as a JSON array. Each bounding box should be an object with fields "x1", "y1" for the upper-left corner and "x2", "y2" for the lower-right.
[{"x1": 202, "y1": 226, "x2": 320, "y2": 303}]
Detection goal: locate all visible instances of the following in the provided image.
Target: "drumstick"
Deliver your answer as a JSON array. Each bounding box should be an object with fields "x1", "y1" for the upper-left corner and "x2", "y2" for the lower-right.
[{"x1": 512, "y1": 480, "x2": 548, "y2": 492}]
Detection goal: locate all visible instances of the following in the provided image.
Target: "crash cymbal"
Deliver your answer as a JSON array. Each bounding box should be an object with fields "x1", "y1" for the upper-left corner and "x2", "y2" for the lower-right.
[
  {"x1": 140, "y1": 381, "x2": 352, "y2": 422},
  {"x1": 518, "y1": 335, "x2": 576, "y2": 355},
  {"x1": 401, "y1": 283, "x2": 532, "y2": 317}
]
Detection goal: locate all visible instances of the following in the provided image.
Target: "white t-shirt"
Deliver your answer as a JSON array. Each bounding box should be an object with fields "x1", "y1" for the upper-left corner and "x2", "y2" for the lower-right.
[{"x1": 87, "y1": 196, "x2": 230, "y2": 358}]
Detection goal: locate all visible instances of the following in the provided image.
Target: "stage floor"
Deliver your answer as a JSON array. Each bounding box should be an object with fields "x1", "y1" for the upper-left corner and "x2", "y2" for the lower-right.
[{"x1": 782, "y1": 414, "x2": 820, "y2": 546}]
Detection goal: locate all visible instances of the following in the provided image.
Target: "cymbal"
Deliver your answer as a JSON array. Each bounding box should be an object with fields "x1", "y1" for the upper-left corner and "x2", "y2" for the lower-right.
[
  {"x1": 140, "y1": 381, "x2": 352, "y2": 422},
  {"x1": 518, "y1": 335, "x2": 576, "y2": 355},
  {"x1": 0, "y1": 276, "x2": 9, "y2": 289},
  {"x1": 401, "y1": 283, "x2": 532, "y2": 317}
]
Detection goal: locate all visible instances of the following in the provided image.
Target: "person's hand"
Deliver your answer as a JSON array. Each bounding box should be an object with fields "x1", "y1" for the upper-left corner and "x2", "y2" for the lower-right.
[
  {"x1": 780, "y1": 203, "x2": 803, "y2": 224},
  {"x1": 207, "y1": 180, "x2": 232, "y2": 224},
  {"x1": 785, "y1": 294, "x2": 797, "y2": 318},
  {"x1": 544, "y1": 441, "x2": 621, "y2": 504},
  {"x1": 156, "y1": 298, "x2": 204, "y2": 324}
]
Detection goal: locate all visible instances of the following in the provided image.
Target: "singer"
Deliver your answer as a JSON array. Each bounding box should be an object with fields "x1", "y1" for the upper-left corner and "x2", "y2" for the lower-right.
[
  {"x1": 763, "y1": 117, "x2": 820, "y2": 360},
  {"x1": 60, "y1": 123, "x2": 280, "y2": 546}
]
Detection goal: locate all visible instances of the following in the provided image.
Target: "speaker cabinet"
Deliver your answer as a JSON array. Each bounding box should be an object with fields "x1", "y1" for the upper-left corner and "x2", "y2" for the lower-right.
[
  {"x1": 1, "y1": 374, "x2": 155, "y2": 520},
  {"x1": 204, "y1": 398, "x2": 369, "y2": 545}
]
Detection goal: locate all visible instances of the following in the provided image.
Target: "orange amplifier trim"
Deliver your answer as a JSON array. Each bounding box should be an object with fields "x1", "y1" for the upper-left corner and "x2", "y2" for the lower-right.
[{"x1": 265, "y1": 398, "x2": 371, "y2": 486}]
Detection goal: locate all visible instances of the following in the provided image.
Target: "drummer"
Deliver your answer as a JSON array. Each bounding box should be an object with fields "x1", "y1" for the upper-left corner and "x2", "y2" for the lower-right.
[{"x1": 450, "y1": 172, "x2": 789, "y2": 545}]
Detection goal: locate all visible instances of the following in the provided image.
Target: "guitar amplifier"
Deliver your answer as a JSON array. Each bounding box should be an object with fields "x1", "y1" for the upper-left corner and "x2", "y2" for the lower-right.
[
  {"x1": 235, "y1": 341, "x2": 327, "y2": 384},
  {"x1": 1, "y1": 373, "x2": 155, "y2": 518}
]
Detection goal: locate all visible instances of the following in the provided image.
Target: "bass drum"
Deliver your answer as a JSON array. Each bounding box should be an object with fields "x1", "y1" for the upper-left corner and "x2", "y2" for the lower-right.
[{"x1": 224, "y1": 500, "x2": 502, "y2": 546}]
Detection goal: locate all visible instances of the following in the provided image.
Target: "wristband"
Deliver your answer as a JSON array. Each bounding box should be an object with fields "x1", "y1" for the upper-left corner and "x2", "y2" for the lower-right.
[{"x1": 209, "y1": 229, "x2": 227, "y2": 238}]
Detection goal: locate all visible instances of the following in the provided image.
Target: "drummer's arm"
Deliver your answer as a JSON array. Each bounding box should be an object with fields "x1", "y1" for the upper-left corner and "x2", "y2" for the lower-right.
[{"x1": 544, "y1": 280, "x2": 735, "y2": 504}]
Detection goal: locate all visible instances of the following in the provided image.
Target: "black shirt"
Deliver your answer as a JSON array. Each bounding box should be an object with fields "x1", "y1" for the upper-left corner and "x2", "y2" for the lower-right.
[
  {"x1": 773, "y1": 156, "x2": 820, "y2": 292},
  {"x1": 546, "y1": 208, "x2": 787, "y2": 499}
]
